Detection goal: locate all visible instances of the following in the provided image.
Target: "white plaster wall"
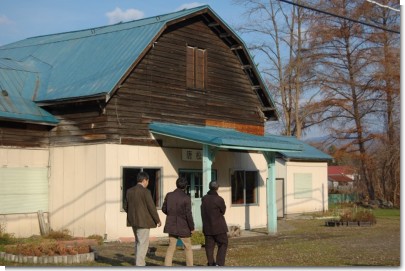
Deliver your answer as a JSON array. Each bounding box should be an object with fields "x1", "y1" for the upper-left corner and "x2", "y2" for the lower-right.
[
  {"x1": 104, "y1": 144, "x2": 181, "y2": 240},
  {"x1": 48, "y1": 145, "x2": 107, "y2": 237},
  {"x1": 104, "y1": 146, "x2": 271, "y2": 239},
  {"x1": 284, "y1": 161, "x2": 328, "y2": 215},
  {"x1": 0, "y1": 147, "x2": 49, "y2": 237},
  {"x1": 212, "y1": 151, "x2": 269, "y2": 230}
]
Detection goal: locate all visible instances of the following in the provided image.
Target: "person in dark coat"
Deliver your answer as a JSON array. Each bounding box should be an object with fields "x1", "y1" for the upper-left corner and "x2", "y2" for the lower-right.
[
  {"x1": 124, "y1": 171, "x2": 161, "y2": 266},
  {"x1": 201, "y1": 181, "x2": 229, "y2": 266},
  {"x1": 162, "y1": 177, "x2": 195, "y2": 266}
]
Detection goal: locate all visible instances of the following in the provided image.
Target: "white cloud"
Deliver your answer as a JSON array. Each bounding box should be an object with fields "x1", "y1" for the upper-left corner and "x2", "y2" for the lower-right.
[
  {"x1": 0, "y1": 15, "x2": 12, "y2": 25},
  {"x1": 106, "y1": 7, "x2": 144, "y2": 24},
  {"x1": 175, "y1": 2, "x2": 206, "y2": 11}
]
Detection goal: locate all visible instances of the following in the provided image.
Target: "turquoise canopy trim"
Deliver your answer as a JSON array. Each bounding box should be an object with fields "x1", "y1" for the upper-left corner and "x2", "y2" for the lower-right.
[
  {"x1": 149, "y1": 122, "x2": 303, "y2": 152},
  {"x1": 265, "y1": 134, "x2": 333, "y2": 161}
]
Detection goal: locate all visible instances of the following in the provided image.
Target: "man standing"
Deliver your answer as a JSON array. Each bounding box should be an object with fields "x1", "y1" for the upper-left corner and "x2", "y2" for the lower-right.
[
  {"x1": 201, "y1": 181, "x2": 229, "y2": 266},
  {"x1": 162, "y1": 177, "x2": 195, "y2": 266},
  {"x1": 124, "y1": 171, "x2": 161, "y2": 266}
]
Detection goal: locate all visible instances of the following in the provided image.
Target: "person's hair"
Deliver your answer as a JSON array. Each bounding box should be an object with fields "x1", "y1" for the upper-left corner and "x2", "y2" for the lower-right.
[
  {"x1": 176, "y1": 177, "x2": 188, "y2": 190},
  {"x1": 209, "y1": 181, "x2": 219, "y2": 190},
  {"x1": 137, "y1": 171, "x2": 149, "y2": 183}
]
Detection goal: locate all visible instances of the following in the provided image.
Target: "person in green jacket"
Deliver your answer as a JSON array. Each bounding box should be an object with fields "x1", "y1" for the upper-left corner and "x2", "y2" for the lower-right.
[{"x1": 124, "y1": 171, "x2": 161, "y2": 266}]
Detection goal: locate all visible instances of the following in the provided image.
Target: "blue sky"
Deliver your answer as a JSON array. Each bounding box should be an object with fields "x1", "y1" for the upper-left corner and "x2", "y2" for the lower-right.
[{"x1": 0, "y1": 0, "x2": 246, "y2": 46}]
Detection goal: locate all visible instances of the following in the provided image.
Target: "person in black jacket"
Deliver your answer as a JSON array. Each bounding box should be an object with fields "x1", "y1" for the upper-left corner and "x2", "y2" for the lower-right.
[
  {"x1": 201, "y1": 181, "x2": 229, "y2": 266},
  {"x1": 162, "y1": 177, "x2": 195, "y2": 266}
]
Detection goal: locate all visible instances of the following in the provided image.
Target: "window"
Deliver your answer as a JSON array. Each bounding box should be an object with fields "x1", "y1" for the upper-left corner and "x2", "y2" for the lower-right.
[
  {"x1": 122, "y1": 167, "x2": 162, "y2": 209},
  {"x1": 0, "y1": 167, "x2": 48, "y2": 214},
  {"x1": 231, "y1": 170, "x2": 258, "y2": 205},
  {"x1": 186, "y1": 46, "x2": 207, "y2": 90},
  {"x1": 294, "y1": 173, "x2": 312, "y2": 199}
]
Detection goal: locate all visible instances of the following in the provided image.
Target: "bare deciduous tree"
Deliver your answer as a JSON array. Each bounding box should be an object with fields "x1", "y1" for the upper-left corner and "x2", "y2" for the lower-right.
[{"x1": 234, "y1": 0, "x2": 317, "y2": 138}]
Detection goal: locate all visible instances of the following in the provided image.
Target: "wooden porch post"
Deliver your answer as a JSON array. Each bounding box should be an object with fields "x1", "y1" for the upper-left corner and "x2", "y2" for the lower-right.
[{"x1": 263, "y1": 151, "x2": 277, "y2": 235}]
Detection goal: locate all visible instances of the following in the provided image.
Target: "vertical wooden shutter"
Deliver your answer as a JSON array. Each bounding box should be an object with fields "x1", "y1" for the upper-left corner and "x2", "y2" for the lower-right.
[
  {"x1": 0, "y1": 168, "x2": 48, "y2": 214},
  {"x1": 186, "y1": 46, "x2": 195, "y2": 88},
  {"x1": 195, "y1": 49, "x2": 206, "y2": 89}
]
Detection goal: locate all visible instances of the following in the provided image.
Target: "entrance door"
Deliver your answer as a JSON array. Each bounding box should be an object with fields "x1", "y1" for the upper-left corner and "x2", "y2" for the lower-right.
[{"x1": 179, "y1": 170, "x2": 203, "y2": 230}]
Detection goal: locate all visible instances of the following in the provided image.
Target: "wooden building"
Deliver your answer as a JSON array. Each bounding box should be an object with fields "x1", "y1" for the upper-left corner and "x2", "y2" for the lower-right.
[{"x1": 0, "y1": 5, "x2": 331, "y2": 239}]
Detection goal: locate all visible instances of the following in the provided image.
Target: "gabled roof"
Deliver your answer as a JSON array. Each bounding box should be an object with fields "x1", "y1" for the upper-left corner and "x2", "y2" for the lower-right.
[
  {"x1": 0, "y1": 5, "x2": 278, "y2": 125},
  {"x1": 328, "y1": 166, "x2": 355, "y2": 175},
  {"x1": 328, "y1": 175, "x2": 353, "y2": 183},
  {"x1": 149, "y1": 122, "x2": 302, "y2": 152}
]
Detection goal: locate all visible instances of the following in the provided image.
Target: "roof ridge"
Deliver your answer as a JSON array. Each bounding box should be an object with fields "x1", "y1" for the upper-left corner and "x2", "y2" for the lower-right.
[{"x1": 1, "y1": 5, "x2": 210, "y2": 49}]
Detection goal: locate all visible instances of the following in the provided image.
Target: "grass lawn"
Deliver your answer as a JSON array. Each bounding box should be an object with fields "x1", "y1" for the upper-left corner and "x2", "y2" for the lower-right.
[{"x1": 1, "y1": 208, "x2": 400, "y2": 266}]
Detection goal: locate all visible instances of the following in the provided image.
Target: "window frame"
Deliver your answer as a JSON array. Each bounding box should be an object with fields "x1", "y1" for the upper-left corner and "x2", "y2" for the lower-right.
[
  {"x1": 230, "y1": 169, "x2": 259, "y2": 206},
  {"x1": 121, "y1": 167, "x2": 163, "y2": 211}
]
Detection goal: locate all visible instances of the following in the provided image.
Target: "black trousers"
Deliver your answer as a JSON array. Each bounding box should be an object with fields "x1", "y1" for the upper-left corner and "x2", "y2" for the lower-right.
[{"x1": 204, "y1": 233, "x2": 228, "y2": 266}]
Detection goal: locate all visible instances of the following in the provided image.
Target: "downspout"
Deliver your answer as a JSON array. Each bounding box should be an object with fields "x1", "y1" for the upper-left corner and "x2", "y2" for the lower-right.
[{"x1": 263, "y1": 151, "x2": 277, "y2": 235}]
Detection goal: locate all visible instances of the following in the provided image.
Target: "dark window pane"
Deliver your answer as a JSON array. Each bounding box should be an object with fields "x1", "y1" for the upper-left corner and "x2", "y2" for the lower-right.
[
  {"x1": 122, "y1": 168, "x2": 162, "y2": 208},
  {"x1": 245, "y1": 171, "x2": 257, "y2": 204},
  {"x1": 231, "y1": 171, "x2": 245, "y2": 204}
]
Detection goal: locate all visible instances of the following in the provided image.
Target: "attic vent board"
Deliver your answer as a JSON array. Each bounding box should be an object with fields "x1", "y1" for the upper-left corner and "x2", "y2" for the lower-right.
[
  {"x1": 219, "y1": 33, "x2": 231, "y2": 38},
  {"x1": 231, "y1": 45, "x2": 243, "y2": 50}
]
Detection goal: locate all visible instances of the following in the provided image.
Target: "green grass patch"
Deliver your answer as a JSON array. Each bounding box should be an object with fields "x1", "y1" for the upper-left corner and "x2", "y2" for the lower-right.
[{"x1": 373, "y1": 208, "x2": 400, "y2": 218}]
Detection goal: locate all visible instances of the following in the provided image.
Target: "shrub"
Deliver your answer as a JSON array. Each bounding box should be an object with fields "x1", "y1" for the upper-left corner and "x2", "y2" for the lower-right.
[
  {"x1": 0, "y1": 223, "x2": 15, "y2": 245},
  {"x1": 354, "y1": 210, "x2": 377, "y2": 224},
  {"x1": 87, "y1": 234, "x2": 104, "y2": 245},
  {"x1": 339, "y1": 208, "x2": 376, "y2": 223},
  {"x1": 191, "y1": 231, "x2": 205, "y2": 246},
  {"x1": 45, "y1": 229, "x2": 73, "y2": 240}
]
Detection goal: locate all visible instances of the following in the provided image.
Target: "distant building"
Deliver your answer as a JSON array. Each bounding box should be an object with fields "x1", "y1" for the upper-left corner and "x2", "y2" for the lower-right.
[{"x1": 328, "y1": 166, "x2": 356, "y2": 193}]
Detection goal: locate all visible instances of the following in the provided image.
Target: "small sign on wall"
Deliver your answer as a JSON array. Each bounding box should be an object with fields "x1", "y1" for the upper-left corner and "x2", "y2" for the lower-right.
[{"x1": 182, "y1": 149, "x2": 202, "y2": 162}]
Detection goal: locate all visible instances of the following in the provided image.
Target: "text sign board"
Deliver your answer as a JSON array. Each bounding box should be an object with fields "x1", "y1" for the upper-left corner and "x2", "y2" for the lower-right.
[{"x1": 182, "y1": 149, "x2": 202, "y2": 162}]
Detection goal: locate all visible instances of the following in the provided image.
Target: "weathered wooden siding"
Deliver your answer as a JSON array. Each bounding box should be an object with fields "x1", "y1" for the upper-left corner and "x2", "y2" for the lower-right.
[
  {"x1": 0, "y1": 122, "x2": 50, "y2": 148},
  {"x1": 43, "y1": 16, "x2": 265, "y2": 147},
  {"x1": 107, "y1": 16, "x2": 265, "y2": 143}
]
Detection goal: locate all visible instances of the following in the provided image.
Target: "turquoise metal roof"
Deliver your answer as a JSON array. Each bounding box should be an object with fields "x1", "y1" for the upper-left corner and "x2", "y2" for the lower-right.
[
  {"x1": 0, "y1": 5, "x2": 212, "y2": 103},
  {"x1": 0, "y1": 5, "x2": 277, "y2": 125},
  {"x1": 0, "y1": 58, "x2": 58, "y2": 125},
  {"x1": 265, "y1": 134, "x2": 333, "y2": 161},
  {"x1": 149, "y1": 122, "x2": 303, "y2": 152}
]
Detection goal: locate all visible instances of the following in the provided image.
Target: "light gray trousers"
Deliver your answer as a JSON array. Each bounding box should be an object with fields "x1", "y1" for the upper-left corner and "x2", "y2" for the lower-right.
[{"x1": 132, "y1": 227, "x2": 150, "y2": 266}]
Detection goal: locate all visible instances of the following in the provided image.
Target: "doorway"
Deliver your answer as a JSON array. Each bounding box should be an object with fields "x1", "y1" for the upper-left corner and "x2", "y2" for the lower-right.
[
  {"x1": 179, "y1": 170, "x2": 203, "y2": 230},
  {"x1": 179, "y1": 169, "x2": 217, "y2": 230}
]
